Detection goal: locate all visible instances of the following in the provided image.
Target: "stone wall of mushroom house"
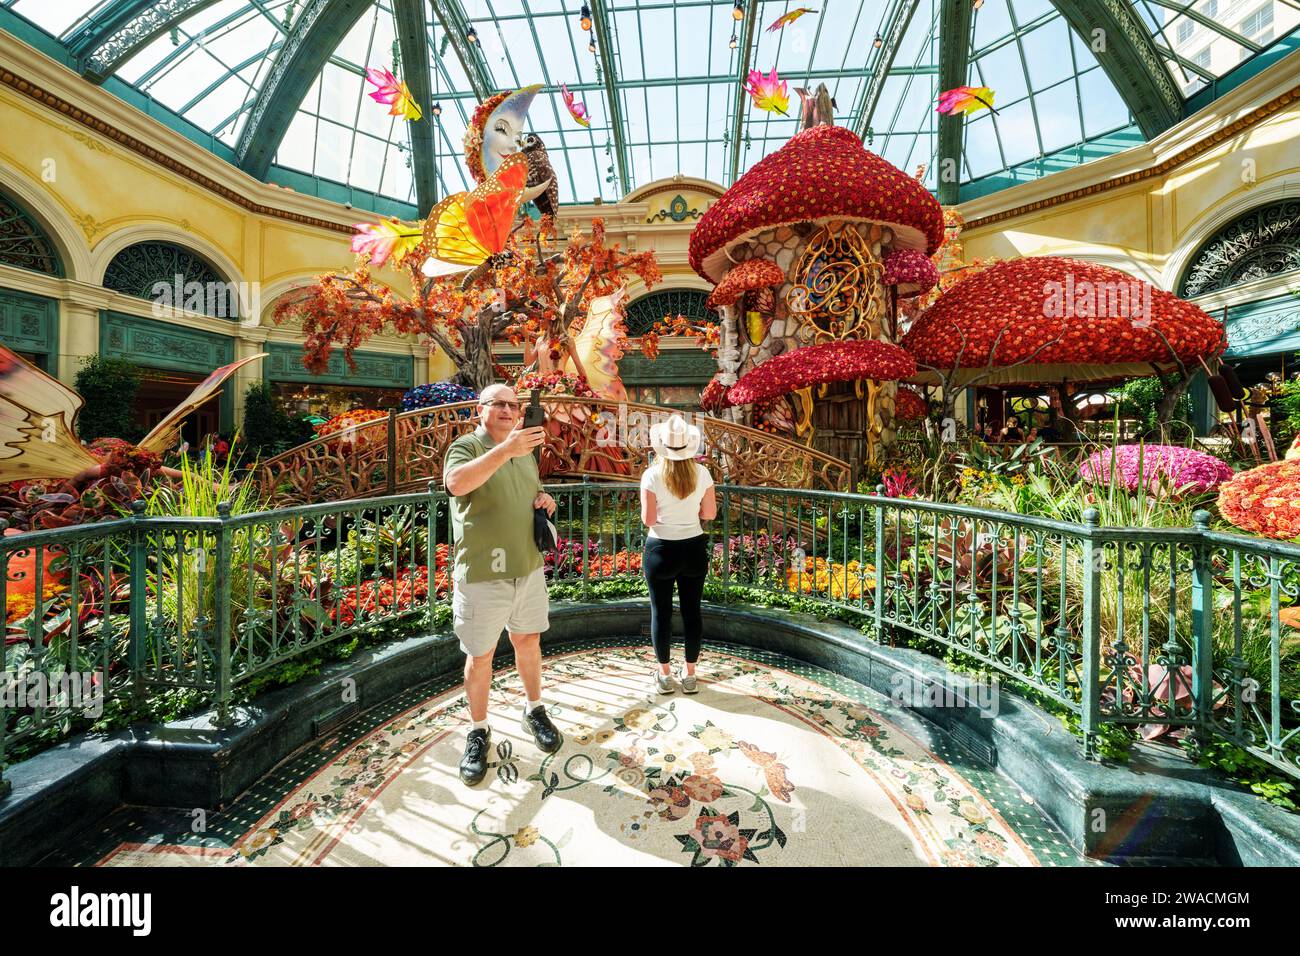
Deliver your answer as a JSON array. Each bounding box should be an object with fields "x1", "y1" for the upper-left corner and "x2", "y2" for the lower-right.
[{"x1": 719, "y1": 220, "x2": 899, "y2": 456}]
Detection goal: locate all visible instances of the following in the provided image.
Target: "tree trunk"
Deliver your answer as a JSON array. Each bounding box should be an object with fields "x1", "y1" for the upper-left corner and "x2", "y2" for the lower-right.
[{"x1": 1153, "y1": 369, "x2": 1194, "y2": 440}]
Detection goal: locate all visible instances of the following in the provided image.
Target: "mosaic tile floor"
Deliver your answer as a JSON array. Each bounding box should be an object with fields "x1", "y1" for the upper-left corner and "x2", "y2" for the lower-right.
[{"x1": 46, "y1": 638, "x2": 1097, "y2": 867}]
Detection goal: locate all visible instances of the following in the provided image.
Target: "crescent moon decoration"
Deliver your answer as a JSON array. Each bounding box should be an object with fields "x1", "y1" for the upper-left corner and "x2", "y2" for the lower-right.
[{"x1": 479, "y1": 84, "x2": 543, "y2": 179}]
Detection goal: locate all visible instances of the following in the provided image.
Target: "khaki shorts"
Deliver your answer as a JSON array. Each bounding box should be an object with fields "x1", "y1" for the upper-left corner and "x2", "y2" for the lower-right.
[{"x1": 452, "y1": 566, "x2": 550, "y2": 657}]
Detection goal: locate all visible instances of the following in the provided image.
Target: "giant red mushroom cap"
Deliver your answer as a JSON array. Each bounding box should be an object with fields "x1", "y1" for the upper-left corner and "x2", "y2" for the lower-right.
[
  {"x1": 727, "y1": 339, "x2": 916, "y2": 406},
  {"x1": 901, "y1": 257, "x2": 1227, "y2": 386},
  {"x1": 883, "y1": 248, "x2": 940, "y2": 299},
  {"x1": 894, "y1": 387, "x2": 929, "y2": 422},
  {"x1": 706, "y1": 258, "x2": 785, "y2": 310},
  {"x1": 689, "y1": 125, "x2": 945, "y2": 283}
]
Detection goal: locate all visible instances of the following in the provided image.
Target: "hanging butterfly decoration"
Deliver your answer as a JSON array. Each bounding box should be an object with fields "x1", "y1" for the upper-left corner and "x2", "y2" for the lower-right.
[
  {"x1": 365, "y1": 67, "x2": 422, "y2": 121},
  {"x1": 767, "y1": 7, "x2": 818, "y2": 32},
  {"x1": 350, "y1": 218, "x2": 424, "y2": 268},
  {"x1": 936, "y1": 85, "x2": 999, "y2": 116},
  {"x1": 0, "y1": 346, "x2": 266, "y2": 484},
  {"x1": 560, "y1": 83, "x2": 590, "y2": 128},
  {"x1": 420, "y1": 152, "x2": 548, "y2": 280},
  {"x1": 744, "y1": 67, "x2": 790, "y2": 116}
]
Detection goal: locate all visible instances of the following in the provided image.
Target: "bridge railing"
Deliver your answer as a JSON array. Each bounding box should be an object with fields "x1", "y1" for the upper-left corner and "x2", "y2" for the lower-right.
[
  {"x1": 2, "y1": 483, "x2": 1296, "y2": 796},
  {"x1": 251, "y1": 398, "x2": 853, "y2": 505}
]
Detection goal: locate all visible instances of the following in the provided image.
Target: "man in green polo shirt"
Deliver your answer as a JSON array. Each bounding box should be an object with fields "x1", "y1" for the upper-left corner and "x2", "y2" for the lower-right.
[{"x1": 444, "y1": 383, "x2": 560, "y2": 786}]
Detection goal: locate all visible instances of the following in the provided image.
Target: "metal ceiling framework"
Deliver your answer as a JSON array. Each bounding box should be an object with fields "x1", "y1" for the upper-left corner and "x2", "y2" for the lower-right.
[
  {"x1": 1050, "y1": 0, "x2": 1182, "y2": 137},
  {"x1": 11, "y1": 0, "x2": 1299, "y2": 209},
  {"x1": 935, "y1": 0, "x2": 974, "y2": 205},
  {"x1": 68, "y1": 0, "x2": 222, "y2": 80},
  {"x1": 235, "y1": 0, "x2": 374, "y2": 178},
  {"x1": 589, "y1": 0, "x2": 630, "y2": 195},
  {"x1": 394, "y1": 0, "x2": 437, "y2": 213},
  {"x1": 427, "y1": 0, "x2": 492, "y2": 100},
  {"x1": 727, "y1": 0, "x2": 761, "y2": 186},
  {"x1": 850, "y1": 0, "x2": 921, "y2": 141}
]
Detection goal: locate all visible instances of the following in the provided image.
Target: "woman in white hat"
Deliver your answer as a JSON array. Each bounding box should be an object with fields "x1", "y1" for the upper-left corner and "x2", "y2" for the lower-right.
[{"x1": 640, "y1": 414, "x2": 716, "y2": 694}]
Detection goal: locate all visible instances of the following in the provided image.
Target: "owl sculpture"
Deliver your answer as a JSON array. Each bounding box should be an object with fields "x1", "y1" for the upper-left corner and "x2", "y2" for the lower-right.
[{"x1": 519, "y1": 132, "x2": 560, "y2": 219}]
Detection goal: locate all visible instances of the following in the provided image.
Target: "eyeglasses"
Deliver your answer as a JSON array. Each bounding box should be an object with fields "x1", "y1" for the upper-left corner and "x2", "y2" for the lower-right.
[{"x1": 479, "y1": 400, "x2": 521, "y2": 411}]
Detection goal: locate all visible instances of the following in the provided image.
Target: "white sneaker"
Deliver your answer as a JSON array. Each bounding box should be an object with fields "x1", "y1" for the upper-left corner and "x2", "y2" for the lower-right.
[
  {"x1": 679, "y1": 670, "x2": 699, "y2": 694},
  {"x1": 654, "y1": 671, "x2": 676, "y2": 695}
]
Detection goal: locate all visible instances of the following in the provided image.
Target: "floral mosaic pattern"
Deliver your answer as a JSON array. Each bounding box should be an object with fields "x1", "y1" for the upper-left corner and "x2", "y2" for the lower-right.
[{"x1": 97, "y1": 646, "x2": 1040, "y2": 868}]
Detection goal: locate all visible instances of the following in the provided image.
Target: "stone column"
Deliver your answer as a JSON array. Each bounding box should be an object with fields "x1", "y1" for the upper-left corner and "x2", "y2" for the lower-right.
[
  {"x1": 58, "y1": 284, "x2": 109, "y2": 384},
  {"x1": 233, "y1": 327, "x2": 270, "y2": 426}
]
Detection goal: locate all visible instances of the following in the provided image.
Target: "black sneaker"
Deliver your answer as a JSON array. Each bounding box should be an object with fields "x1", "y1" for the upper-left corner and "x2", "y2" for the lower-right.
[
  {"x1": 460, "y1": 727, "x2": 491, "y2": 785},
  {"x1": 521, "y1": 705, "x2": 562, "y2": 754}
]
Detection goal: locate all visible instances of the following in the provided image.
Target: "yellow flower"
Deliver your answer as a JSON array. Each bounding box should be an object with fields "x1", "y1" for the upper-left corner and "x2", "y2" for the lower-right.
[{"x1": 514, "y1": 825, "x2": 540, "y2": 848}]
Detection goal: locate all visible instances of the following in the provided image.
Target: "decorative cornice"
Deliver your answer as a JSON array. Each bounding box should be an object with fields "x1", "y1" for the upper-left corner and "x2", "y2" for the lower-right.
[
  {"x1": 0, "y1": 65, "x2": 353, "y2": 236},
  {"x1": 964, "y1": 84, "x2": 1300, "y2": 231}
]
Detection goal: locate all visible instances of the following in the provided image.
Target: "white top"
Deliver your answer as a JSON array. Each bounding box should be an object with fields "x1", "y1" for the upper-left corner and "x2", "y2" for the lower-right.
[{"x1": 641, "y1": 461, "x2": 714, "y2": 540}]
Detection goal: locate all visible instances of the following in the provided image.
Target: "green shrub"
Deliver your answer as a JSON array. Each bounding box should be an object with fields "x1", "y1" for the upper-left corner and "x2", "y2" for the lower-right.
[
  {"x1": 240, "y1": 382, "x2": 313, "y2": 458},
  {"x1": 73, "y1": 355, "x2": 143, "y2": 442}
]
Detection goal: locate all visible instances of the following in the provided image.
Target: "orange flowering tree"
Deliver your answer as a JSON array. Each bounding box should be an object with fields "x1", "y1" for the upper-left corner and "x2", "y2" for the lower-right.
[{"x1": 275, "y1": 217, "x2": 663, "y2": 391}]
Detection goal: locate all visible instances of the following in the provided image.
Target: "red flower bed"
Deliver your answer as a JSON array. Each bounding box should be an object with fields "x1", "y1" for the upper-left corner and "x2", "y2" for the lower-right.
[
  {"x1": 332, "y1": 568, "x2": 432, "y2": 627},
  {"x1": 901, "y1": 257, "x2": 1226, "y2": 373},
  {"x1": 1218, "y1": 459, "x2": 1300, "y2": 540},
  {"x1": 700, "y1": 375, "x2": 731, "y2": 411},
  {"x1": 579, "y1": 551, "x2": 642, "y2": 578},
  {"x1": 727, "y1": 339, "x2": 916, "y2": 406},
  {"x1": 706, "y1": 258, "x2": 786, "y2": 309},
  {"x1": 689, "y1": 124, "x2": 944, "y2": 282}
]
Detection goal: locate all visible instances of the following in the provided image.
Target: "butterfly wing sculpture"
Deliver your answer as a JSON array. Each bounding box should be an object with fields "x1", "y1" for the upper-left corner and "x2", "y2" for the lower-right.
[
  {"x1": 136, "y1": 353, "x2": 268, "y2": 454},
  {"x1": 564, "y1": 288, "x2": 628, "y2": 403},
  {"x1": 767, "y1": 7, "x2": 818, "y2": 31},
  {"x1": 936, "y1": 85, "x2": 998, "y2": 116},
  {"x1": 0, "y1": 346, "x2": 99, "y2": 484},
  {"x1": 420, "y1": 153, "x2": 546, "y2": 279}
]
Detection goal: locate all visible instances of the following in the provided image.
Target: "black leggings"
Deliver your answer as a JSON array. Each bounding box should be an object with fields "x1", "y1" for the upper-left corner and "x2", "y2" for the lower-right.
[{"x1": 642, "y1": 534, "x2": 709, "y2": 665}]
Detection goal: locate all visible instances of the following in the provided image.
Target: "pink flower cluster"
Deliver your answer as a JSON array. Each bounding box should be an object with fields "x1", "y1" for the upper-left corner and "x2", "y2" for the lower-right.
[
  {"x1": 1078, "y1": 445, "x2": 1234, "y2": 497},
  {"x1": 882, "y1": 249, "x2": 939, "y2": 298}
]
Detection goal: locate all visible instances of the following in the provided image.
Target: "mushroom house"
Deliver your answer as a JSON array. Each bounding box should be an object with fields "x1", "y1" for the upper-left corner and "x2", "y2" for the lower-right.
[{"x1": 688, "y1": 105, "x2": 943, "y2": 467}]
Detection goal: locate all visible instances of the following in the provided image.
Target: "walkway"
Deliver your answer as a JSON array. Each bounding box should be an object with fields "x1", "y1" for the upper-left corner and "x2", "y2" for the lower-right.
[{"x1": 54, "y1": 641, "x2": 1091, "y2": 867}]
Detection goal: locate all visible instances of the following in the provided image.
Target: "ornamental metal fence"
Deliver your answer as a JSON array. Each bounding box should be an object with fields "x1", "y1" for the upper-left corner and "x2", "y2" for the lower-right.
[{"x1": 1, "y1": 482, "x2": 1296, "y2": 797}]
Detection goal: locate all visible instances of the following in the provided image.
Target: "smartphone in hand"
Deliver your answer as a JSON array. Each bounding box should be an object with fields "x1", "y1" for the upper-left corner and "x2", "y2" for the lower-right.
[
  {"x1": 523, "y1": 388, "x2": 545, "y2": 463},
  {"x1": 523, "y1": 388, "x2": 545, "y2": 430}
]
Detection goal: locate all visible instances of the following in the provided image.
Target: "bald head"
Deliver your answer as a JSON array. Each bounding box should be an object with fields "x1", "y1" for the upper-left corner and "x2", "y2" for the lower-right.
[{"x1": 477, "y1": 382, "x2": 523, "y2": 438}]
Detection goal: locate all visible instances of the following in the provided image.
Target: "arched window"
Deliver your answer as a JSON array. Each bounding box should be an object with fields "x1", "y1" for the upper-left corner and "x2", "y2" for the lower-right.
[
  {"x1": 624, "y1": 289, "x2": 717, "y2": 337},
  {"x1": 0, "y1": 191, "x2": 64, "y2": 276},
  {"x1": 102, "y1": 241, "x2": 239, "y2": 319},
  {"x1": 1179, "y1": 198, "x2": 1300, "y2": 298}
]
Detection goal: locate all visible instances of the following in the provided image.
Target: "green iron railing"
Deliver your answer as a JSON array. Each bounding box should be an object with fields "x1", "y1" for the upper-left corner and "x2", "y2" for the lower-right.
[{"x1": 1, "y1": 482, "x2": 1297, "y2": 797}]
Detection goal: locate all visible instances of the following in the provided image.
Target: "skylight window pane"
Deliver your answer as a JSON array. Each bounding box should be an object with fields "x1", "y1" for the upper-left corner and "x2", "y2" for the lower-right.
[
  {"x1": 315, "y1": 119, "x2": 353, "y2": 182},
  {"x1": 1077, "y1": 66, "x2": 1131, "y2": 136},
  {"x1": 992, "y1": 98, "x2": 1038, "y2": 165},
  {"x1": 8, "y1": 0, "x2": 105, "y2": 38},
  {"x1": 964, "y1": 115, "x2": 1003, "y2": 178},
  {"x1": 349, "y1": 133, "x2": 391, "y2": 193},
  {"x1": 974, "y1": 44, "x2": 1027, "y2": 103},
  {"x1": 1020, "y1": 17, "x2": 1073, "y2": 89},
  {"x1": 1033, "y1": 82, "x2": 1083, "y2": 151},
  {"x1": 973, "y1": 0, "x2": 1015, "y2": 48},
  {"x1": 275, "y1": 109, "x2": 318, "y2": 173}
]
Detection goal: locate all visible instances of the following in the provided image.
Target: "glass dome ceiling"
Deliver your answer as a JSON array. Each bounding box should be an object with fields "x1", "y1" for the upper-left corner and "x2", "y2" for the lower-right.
[{"x1": 4, "y1": 0, "x2": 1297, "y2": 213}]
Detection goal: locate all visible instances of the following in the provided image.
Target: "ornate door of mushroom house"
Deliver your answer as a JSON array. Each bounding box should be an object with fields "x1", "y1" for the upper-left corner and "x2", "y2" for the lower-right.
[{"x1": 785, "y1": 221, "x2": 899, "y2": 470}]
